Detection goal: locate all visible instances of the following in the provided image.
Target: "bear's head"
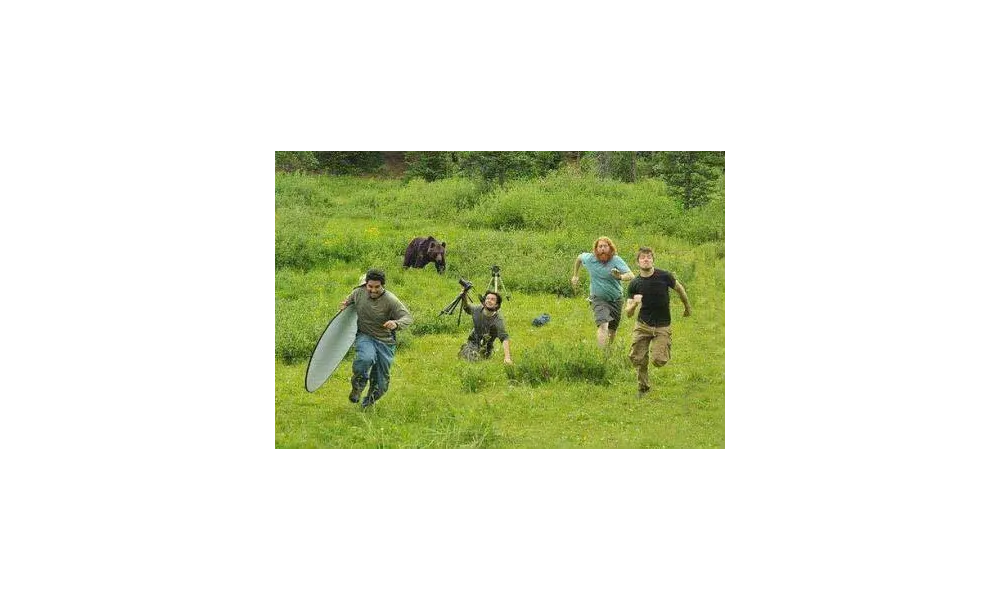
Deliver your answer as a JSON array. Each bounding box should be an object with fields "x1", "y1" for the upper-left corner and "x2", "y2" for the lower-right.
[{"x1": 427, "y1": 239, "x2": 447, "y2": 273}]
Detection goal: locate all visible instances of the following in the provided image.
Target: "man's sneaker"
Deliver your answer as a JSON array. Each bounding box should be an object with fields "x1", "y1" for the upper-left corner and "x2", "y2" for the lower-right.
[
  {"x1": 349, "y1": 376, "x2": 366, "y2": 403},
  {"x1": 361, "y1": 389, "x2": 382, "y2": 408},
  {"x1": 637, "y1": 385, "x2": 650, "y2": 397}
]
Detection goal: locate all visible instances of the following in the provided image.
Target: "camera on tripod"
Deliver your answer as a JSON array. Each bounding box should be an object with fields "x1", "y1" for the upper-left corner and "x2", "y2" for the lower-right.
[
  {"x1": 441, "y1": 276, "x2": 475, "y2": 324},
  {"x1": 440, "y1": 266, "x2": 511, "y2": 324}
]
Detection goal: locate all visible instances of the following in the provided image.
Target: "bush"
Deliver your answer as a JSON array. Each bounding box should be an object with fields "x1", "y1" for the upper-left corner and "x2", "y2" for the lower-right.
[
  {"x1": 314, "y1": 151, "x2": 385, "y2": 176},
  {"x1": 457, "y1": 151, "x2": 563, "y2": 191},
  {"x1": 275, "y1": 207, "x2": 327, "y2": 270},
  {"x1": 276, "y1": 171, "x2": 722, "y2": 280},
  {"x1": 457, "y1": 361, "x2": 492, "y2": 393},
  {"x1": 275, "y1": 151, "x2": 319, "y2": 172},
  {"x1": 404, "y1": 151, "x2": 453, "y2": 182},
  {"x1": 506, "y1": 341, "x2": 612, "y2": 386},
  {"x1": 589, "y1": 151, "x2": 640, "y2": 182},
  {"x1": 674, "y1": 198, "x2": 725, "y2": 243},
  {"x1": 275, "y1": 297, "x2": 329, "y2": 363}
]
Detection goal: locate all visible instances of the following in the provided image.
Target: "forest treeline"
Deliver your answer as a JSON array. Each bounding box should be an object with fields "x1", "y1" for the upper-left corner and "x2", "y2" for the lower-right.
[{"x1": 275, "y1": 151, "x2": 725, "y2": 209}]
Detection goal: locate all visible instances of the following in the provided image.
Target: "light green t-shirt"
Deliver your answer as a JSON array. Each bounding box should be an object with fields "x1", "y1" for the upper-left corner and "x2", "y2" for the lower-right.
[{"x1": 579, "y1": 252, "x2": 631, "y2": 302}]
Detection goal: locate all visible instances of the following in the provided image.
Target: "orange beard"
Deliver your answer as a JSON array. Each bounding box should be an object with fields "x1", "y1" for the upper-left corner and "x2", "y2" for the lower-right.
[{"x1": 596, "y1": 250, "x2": 611, "y2": 262}]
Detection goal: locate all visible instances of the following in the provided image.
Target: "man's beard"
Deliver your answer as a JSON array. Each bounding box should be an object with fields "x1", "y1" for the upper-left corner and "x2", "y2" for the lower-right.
[{"x1": 597, "y1": 250, "x2": 611, "y2": 262}]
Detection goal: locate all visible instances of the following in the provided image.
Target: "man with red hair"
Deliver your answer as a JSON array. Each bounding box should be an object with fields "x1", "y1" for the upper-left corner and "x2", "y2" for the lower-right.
[{"x1": 571, "y1": 236, "x2": 634, "y2": 351}]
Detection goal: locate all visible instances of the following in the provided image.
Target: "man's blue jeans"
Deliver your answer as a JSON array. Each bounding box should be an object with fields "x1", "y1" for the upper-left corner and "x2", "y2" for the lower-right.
[{"x1": 352, "y1": 334, "x2": 396, "y2": 403}]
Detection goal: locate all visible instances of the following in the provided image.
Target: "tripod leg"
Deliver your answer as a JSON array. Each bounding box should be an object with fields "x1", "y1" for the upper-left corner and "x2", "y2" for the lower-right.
[
  {"x1": 440, "y1": 292, "x2": 465, "y2": 316},
  {"x1": 498, "y1": 275, "x2": 511, "y2": 301}
]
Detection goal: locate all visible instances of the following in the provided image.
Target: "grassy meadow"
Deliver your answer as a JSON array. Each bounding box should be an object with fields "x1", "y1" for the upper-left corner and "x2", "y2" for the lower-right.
[{"x1": 275, "y1": 168, "x2": 725, "y2": 448}]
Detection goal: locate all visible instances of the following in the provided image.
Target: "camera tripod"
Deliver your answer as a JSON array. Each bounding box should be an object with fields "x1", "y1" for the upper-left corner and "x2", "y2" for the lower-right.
[
  {"x1": 486, "y1": 265, "x2": 511, "y2": 302},
  {"x1": 439, "y1": 266, "x2": 512, "y2": 325},
  {"x1": 439, "y1": 280, "x2": 474, "y2": 325}
]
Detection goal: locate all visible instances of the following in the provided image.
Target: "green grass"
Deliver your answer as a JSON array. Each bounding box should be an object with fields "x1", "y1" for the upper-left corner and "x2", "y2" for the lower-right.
[{"x1": 275, "y1": 170, "x2": 725, "y2": 448}]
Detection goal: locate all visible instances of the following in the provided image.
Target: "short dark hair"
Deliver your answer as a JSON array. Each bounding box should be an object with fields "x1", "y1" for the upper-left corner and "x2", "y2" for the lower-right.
[
  {"x1": 637, "y1": 247, "x2": 654, "y2": 259},
  {"x1": 365, "y1": 269, "x2": 386, "y2": 285},
  {"x1": 483, "y1": 291, "x2": 502, "y2": 308}
]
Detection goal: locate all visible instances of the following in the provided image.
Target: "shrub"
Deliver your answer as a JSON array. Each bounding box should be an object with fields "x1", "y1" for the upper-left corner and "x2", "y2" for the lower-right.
[
  {"x1": 275, "y1": 151, "x2": 319, "y2": 173},
  {"x1": 404, "y1": 151, "x2": 453, "y2": 182},
  {"x1": 506, "y1": 341, "x2": 611, "y2": 386},
  {"x1": 314, "y1": 151, "x2": 385, "y2": 176}
]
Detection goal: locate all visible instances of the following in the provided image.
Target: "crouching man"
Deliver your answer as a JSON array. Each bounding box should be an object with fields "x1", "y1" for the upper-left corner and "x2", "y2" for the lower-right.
[{"x1": 458, "y1": 290, "x2": 513, "y2": 365}]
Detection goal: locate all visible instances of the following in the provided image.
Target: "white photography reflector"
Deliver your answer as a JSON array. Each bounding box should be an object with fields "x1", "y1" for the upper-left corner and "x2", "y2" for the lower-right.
[{"x1": 304, "y1": 305, "x2": 358, "y2": 392}]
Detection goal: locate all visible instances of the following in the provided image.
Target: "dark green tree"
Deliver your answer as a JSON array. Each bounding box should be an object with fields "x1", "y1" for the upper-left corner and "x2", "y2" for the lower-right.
[
  {"x1": 314, "y1": 151, "x2": 384, "y2": 175},
  {"x1": 275, "y1": 151, "x2": 319, "y2": 172},
  {"x1": 654, "y1": 151, "x2": 724, "y2": 208},
  {"x1": 457, "y1": 151, "x2": 562, "y2": 190},
  {"x1": 593, "y1": 151, "x2": 638, "y2": 182},
  {"x1": 403, "y1": 151, "x2": 453, "y2": 182}
]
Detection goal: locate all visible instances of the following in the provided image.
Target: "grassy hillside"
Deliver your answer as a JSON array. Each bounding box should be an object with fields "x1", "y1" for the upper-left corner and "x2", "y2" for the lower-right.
[{"x1": 275, "y1": 168, "x2": 725, "y2": 448}]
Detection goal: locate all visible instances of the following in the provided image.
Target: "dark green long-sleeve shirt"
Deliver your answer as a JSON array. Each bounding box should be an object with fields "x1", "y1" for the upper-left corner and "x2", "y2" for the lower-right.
[
  {"x1": 345, "y1": 287, "x2": 413, "y2": 344},
  {"x1": 462, "y1": 297, "x2": 509, "y2": 357}
]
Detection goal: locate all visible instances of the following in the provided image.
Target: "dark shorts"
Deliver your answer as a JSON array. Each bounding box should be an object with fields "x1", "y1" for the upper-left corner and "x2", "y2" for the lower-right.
[{"x1": 590, "y1": 297, "x2": 623, "y2": 331}]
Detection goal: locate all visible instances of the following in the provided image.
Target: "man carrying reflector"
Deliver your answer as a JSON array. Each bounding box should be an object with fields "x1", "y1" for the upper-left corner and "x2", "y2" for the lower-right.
[{"x1": 339, "y1": 269, "x2": 413, "y2": 408}]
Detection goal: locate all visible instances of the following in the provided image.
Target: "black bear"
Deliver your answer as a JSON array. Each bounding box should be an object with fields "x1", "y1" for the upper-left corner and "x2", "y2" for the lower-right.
[{"x1": 403, "y1": 236, "x2": 447, "y2": 273}]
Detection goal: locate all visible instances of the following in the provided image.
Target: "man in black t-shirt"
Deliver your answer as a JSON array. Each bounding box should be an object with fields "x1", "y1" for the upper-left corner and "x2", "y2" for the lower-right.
[{"x1": 624, "y1": 247, "x2": 692, "y2": 395}]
